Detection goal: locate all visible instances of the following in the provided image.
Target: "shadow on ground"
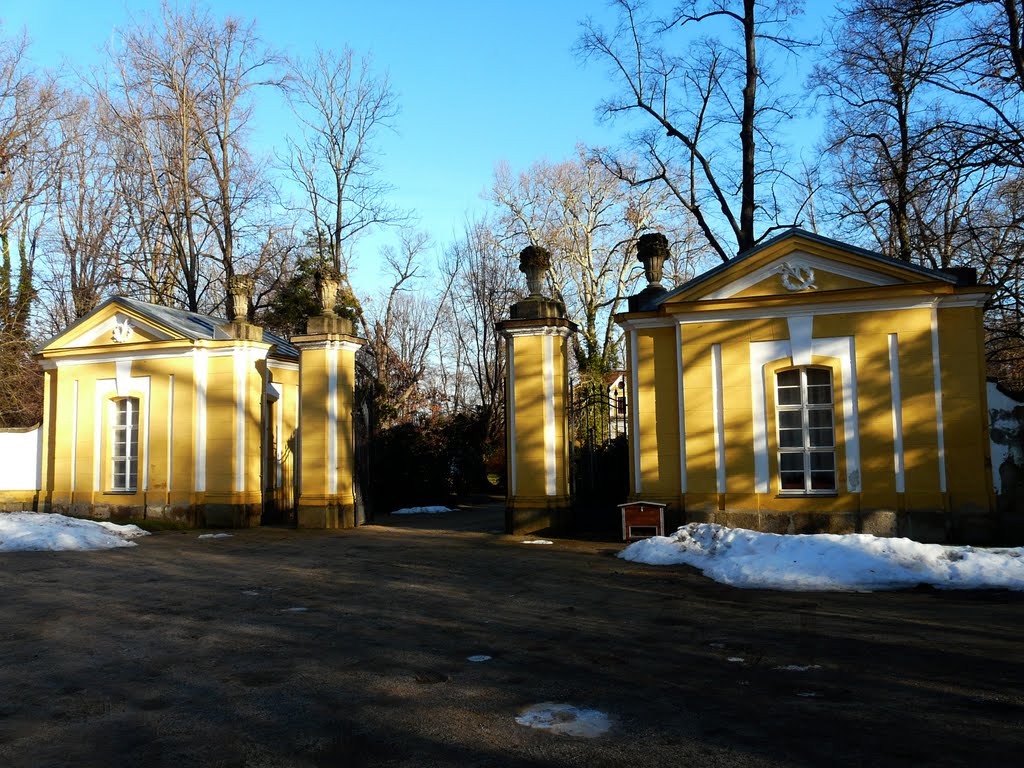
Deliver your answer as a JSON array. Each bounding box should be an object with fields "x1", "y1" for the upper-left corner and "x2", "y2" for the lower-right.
[
  {"x1": 1, "y1": 521, "x2": 1022, "y2": 767},
  {"x1": 371, "y1": 495, "x2": 506, "y2": 534}
]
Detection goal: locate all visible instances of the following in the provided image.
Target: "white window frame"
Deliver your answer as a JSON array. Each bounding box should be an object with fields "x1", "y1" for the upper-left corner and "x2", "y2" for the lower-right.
[
  {"x1": 111, "y1": 397, "x2": 140, "y2": 492},
  {"x1": 775, "y1": 367, "x2": 837, "y2": 495}
]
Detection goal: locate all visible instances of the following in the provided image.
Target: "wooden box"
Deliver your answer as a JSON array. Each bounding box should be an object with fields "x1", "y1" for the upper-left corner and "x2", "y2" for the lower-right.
[{"x1": 619, "y1": 501, "x2": 666, "y2": 541}]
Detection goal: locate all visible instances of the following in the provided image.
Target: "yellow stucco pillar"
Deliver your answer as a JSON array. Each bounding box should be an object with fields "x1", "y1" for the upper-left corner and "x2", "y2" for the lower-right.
[
  {"x1": 292, "y1": 303, "x2": 365, "y2": 529},
  {"x1": 498, "y1": 246, "x2": 577, "y2": 535}
]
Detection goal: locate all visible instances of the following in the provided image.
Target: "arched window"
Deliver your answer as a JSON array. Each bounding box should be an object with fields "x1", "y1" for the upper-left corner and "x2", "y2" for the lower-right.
[
  {"x1": 776, "y1": 367, "x2": 836, "y2": 494},
  {"x1": 111, "y1": 397, "x2": 140, "y2": 492}
]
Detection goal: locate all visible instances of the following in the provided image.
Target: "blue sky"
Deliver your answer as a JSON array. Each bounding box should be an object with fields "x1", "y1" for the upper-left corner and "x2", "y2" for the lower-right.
[{"x1": 4, "y1": 1, "x2": 835, "y2": 292}]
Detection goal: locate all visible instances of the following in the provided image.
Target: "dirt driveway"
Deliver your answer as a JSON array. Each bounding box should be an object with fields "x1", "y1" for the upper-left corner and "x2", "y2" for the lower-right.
[{"x1": 1, "y1": 507, "x2": 1022, "y2": 767}]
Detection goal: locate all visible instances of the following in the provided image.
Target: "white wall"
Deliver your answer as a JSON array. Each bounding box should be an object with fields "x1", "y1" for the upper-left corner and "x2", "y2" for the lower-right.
[{"x1": 0, "y1": 426, "x2": 42, "y2": 491}]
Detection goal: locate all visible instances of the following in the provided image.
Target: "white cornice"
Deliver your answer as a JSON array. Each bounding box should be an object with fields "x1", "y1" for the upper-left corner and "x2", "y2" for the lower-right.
[
  {"x1": 617, "y1": 293, "x2": 987, "y2": 330},
  {"x1": 502, "y1": 325, "x2": 575, "y2": 339}
]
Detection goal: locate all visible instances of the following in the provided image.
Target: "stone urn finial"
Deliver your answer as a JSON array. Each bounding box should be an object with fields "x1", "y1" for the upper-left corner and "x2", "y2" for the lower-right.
[
  {"x1": 519, "y1": 245, "x2": 552, "y2": 297},
  {"x1": 636, "y1": 233, "x2": 669, "y2": 288},
  {"x1": 227, "y1": 273, "x2": 254, "y2": 322},
  {"x1": 315, "y1": 266, "x2": 342, "y2": 316}
]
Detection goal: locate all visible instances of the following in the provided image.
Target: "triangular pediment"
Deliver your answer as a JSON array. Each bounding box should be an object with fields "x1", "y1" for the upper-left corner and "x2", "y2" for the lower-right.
[
  {"x1": 39, "y1": 299, "x2": 183, "y2": 352},
  {"x1": 660, "y1": 230, "x2": 955, "y2": 306}
]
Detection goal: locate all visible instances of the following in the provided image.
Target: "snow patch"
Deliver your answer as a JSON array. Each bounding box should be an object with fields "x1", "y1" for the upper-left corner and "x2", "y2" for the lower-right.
[
  {"x1": 466, "y1": 655, "x2": 492, "y2": 662},
  {"x1": 198, "y1": 533, "x2": 232, "y2": 539},
  {"x1": 515, "y1": 703, "x2": 611, "y2": 738},
  {"x1": 390, "y1": 506, "x2": 454, "y2": 515},
  {"x1": 620, "y1": 523, "x2": 1024, "y2": 592},
  {"x1": 521, "y1": 539, "x2": 553, "y2": 545},
  {"x1": 0, "y1": 512, "x2": 147, "y2": 552}
]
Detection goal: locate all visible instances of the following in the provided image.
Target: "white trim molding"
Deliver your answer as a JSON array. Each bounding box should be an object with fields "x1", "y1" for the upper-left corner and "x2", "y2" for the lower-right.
[
  {"x1": 543, "y1": 334, "x2": 557, "y2": 496},
  {"x1": 749, "y1": 336, "x2": 860, "y2": 493},
  {"x1": 888, "y1": 334, "x2": 905, "y2": 492},
  {"x1": 70, "y1": 380, "x2": 79, "y2": 492},
  {"x1": 750, "y1": 340, "x2": 790, "y2": 494},
  {"x1": 675, "y1": 323, "x2": 687, "y2": 493},
  {"x1": 234, "y1": 349, "x2": 247, "y2": 493},
  {"x1": 711, "y1": 343, "x2": 726, "y2": 494},
  {"x1": 931, "y1": 303, "x2": 947, "y2": 492},
  {"x1": 617, "y1": 293, "x2": 989, "y2": 333},
  {"x1": 508, "y1": 337, "x2": 517, "y2": 496},
  {"x1": 327, "y1": 345, "x2": 339, "y2": 496},
  {"x1": 630, "y1": 329, "x2": 642, "y2": 493},
  {"x1": 194, "y1": 348, "x2": 208, "y2": 492},
  {"x1": 167, "y1": 374, "x2": 175, "y2": 494}
]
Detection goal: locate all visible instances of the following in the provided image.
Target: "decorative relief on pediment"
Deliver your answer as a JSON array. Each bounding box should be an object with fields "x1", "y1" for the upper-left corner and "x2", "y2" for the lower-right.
[
  {"x1": 779, "y1": 262, "x2": 817, "y2": 291},
  {"x1": 111, "y1": 318, "x2": 134, "y2": 343}
]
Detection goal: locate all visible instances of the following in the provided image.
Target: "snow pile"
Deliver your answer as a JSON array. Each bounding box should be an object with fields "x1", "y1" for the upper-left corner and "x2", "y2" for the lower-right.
[
  {"x1": 0, "y1": 512, "x2": 148, "y2": 552},
  {"x1": 515, "y1": 703, "x2": 611, "y2": 737},
  {"x1": 620, "y1": 523, "x2": 1024, "y2": 592},
  {"x1": 390, "y1": 506, "x2": 454, "y2": 515}
]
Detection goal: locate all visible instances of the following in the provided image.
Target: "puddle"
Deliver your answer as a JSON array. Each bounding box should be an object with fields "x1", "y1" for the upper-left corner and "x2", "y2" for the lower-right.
[
  {"x1": 282, "y1": 606, "x2": 308, "y2": 612},
  {"x1": 467, "y1": 655, "x2": 492, "y2": 662},
  {"x1": 515, "y1": 702, "x2": 611, "y2": 738}
]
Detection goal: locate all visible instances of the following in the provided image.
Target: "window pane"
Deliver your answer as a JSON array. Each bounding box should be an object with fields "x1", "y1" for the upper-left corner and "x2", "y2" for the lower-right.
[
  {"x1": 779, "y1": 429, "x2": 802, "y2": 448},
  {"x1": 778, "y1": 388, "x2": 801, "y2": 405},
  {"x1": 806, "y1": 369, "x2": 830, "y2": 386},
  {"x1": 810, "y1": 452, "x2": 835, "y2": 470},
  {"x1": 778, "y1": 370, "x2": 799, "y2": 387},
  {"x1": 807, "y1": 385, "x2": 832, "y2": 405},
  {"x1": 811, "y1": 471, "x2": 836, "y2": 490},
  {"x1": 808, "y1": 410, "x2": 832, "y2": 428},
  {"x1": 779, "y1": 411, "x2": 801, "y2": 429},
  {"x1": 780, "y1": 453, "x2": 804, "y2": 471},
  {"x1": 780, "y1": 471, "x2": 805, "y2": 490},
  {"x1": 809, "y1": 428, "x2": 833, "y2": 447}
]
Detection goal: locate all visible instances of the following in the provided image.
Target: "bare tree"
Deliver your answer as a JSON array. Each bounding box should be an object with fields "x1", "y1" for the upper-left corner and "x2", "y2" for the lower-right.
[
  {"x1": 0, "y1": 27, "x2": 58, "y2": 426},
  {"x1": 812, "y1": 1, "x2": 952, "y2": 263},
  {"x1": 490, "y1": 146, "x2": 695, "y2": 376},
  {"x1": 40, "y1": 96, "x2": 131, "y2": 327},
  {"x1": 285, "y1": 46, "x2": 403, "y2": 275},
  {"x1": 579, "y1": 0, "x2": 809, "y2": 260},
  {"x1": 100, "y1": 2, "x2": 282, "y2": 314},
  {"x1": 437, "y1": 219, "x2": 520, "y2": 438},
  {"x1": 358, "y1": 230, "x2": 454, "y2": 428}
]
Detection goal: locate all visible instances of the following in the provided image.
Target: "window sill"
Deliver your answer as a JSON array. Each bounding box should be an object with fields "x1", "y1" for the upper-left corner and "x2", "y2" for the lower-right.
[
  {"x1": 776, "y1": 493, "x2": 838, "y2": 499},
  {"x1": 104, "y1": 490, "x2": 138, "y2": 496}
]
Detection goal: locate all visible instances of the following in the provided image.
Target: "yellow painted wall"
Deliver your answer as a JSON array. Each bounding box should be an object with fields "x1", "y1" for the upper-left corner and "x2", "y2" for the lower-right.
[{"x1": 628, "y1": 303, "x2": 992, "y2": 531}]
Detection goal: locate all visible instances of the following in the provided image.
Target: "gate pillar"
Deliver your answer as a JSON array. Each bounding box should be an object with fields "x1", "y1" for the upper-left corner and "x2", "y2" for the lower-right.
[
  {"x1": 291, "y1": 269, "x2": 365, "y2": 528},
  {"x1": 497, "y1": 246, "x2": 577, "y2": 535}
]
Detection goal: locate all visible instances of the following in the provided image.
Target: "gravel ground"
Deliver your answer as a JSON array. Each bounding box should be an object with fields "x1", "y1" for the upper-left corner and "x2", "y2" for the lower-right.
[{"x1": 1, "y1": 506, "x2": 1022, "y2": 767}]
